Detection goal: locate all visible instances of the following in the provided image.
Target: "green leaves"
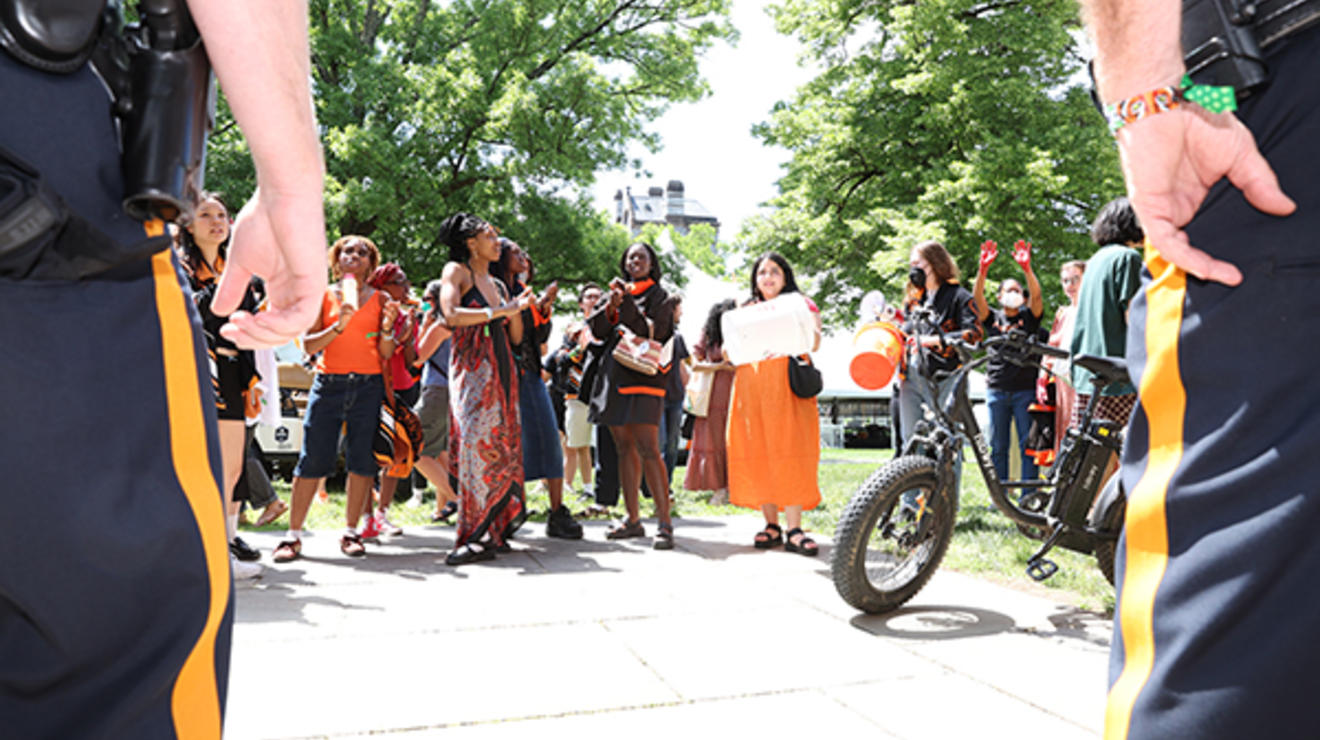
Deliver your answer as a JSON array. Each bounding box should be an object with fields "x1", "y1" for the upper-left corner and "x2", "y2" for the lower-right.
[
  {"x1": 744, "y1": 0, "x2": 1123, "y2": 323},
  {"x1": 206, "y1": 0, "x2": 735, "y2": 291}
]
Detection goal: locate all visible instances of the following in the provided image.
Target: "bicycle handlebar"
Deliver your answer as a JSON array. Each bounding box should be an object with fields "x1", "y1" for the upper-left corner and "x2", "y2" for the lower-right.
[{"x1": 982, "y1": 332, "x2": 1069, "y2": 359}]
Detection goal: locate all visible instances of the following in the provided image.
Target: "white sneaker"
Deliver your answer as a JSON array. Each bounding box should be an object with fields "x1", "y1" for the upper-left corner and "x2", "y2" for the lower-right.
[
  {"x1": 376, "y1": 510, "x2": 403, "y2": 537},
  {"x1": 231, "y1": 554, "x2": 263, "y2": 580}
]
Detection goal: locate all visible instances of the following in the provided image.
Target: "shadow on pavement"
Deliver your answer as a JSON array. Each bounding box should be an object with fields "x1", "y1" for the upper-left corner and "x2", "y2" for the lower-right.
[{"x1": 849, "y1": 605, "x2": 1017, "y2": 641}]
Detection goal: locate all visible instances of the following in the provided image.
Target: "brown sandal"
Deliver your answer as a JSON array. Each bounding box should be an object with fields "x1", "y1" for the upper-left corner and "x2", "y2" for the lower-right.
[
  {"x1": 255, "y1": 499, "x2": 289, "y2": 527},
  {"x1": 272, "y1": 539, "x2": 301, "y2": 563},
  {"x1": 754, "y1": 523, "x2": 783, "y2": 549},
  {"x1": 340, "y1": 533, "x2": 367, "y2": 557},
  {"x1": 607, "y1": 519, "x2": 646, "y2": 540}
]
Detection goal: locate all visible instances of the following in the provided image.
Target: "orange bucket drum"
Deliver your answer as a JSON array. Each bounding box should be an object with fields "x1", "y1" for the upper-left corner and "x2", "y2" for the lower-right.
[{"x1": 849, "y1": 321, "x2": 905, "y2": 390}]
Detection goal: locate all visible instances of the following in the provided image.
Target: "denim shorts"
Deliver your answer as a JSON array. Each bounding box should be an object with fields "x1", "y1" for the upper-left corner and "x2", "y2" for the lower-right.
[{"x1": 293, "y1": 372, "x2": 384, "y2": 478}]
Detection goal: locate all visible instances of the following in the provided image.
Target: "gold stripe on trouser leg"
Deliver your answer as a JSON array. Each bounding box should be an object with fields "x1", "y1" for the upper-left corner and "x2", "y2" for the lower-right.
[
  {"x1": 147, "y1": 220, "x2": 230, "y2": 740},
  {"x1": 1104, "y1": 243, "x2": 1186, "y2": 739}
]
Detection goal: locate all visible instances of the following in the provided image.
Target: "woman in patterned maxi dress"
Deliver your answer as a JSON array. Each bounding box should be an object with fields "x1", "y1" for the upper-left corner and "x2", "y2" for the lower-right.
[{"x1": 436, "y1": 212, "x2": 533, "y2": 565}]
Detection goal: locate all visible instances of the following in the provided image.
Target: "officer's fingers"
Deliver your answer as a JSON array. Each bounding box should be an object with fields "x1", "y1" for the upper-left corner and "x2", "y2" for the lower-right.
[
  {"x1": 211, "y1": 261, "x2": 255, "y2": 317},
  {"x1": 1144, "y1": 219, "x2": 1243, "y2": 286},
  {"x1": 219, "y1": 297, "x2": 319, "y2": 349},
  {"x1": 1226, "y1": 145, "x2": 1297, "y2": 218},
  {"x1": 218, "y1": 312, "x2": 288, "y2": 349}
]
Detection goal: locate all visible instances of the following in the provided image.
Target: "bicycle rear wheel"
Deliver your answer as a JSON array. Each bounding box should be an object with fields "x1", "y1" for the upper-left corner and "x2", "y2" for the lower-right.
[{"x1": 831, "y1": 455, "x2": 956, "y2": 614}]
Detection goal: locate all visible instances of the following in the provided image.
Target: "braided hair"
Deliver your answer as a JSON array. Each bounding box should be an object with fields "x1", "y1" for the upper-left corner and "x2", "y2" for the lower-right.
[{"x1": 438, "y1": 212, "x2": 490, "y2": 263}]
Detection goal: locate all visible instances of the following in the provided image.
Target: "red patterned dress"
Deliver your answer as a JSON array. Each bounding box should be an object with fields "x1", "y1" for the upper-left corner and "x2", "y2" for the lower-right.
[{"x1": 448, "y1": 286, "x2": 523, "y2": 547}]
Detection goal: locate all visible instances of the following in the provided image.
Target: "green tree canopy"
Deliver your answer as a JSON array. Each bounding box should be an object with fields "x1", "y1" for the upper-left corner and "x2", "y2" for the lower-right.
[
  {"x1": 206, "y1": 0, "x2": 735, "y2": 291},
  {"x1": 741, "y1": 0, "x2": 1123, "y2": 324}
]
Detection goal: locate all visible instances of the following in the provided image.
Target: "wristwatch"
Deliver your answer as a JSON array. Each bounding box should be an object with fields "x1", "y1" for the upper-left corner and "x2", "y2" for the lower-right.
[{"x1": 484, "y1": 307, "x2": 494, "y2": 321}]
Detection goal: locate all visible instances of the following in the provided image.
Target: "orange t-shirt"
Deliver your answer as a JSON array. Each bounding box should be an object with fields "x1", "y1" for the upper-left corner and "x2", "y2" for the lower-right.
[{"x1": 316, "y1": 287, "x2": 384, "y2": 375}]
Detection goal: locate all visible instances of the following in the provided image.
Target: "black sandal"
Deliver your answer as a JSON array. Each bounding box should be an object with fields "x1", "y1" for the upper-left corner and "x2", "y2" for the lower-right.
[
  {"x1": 502, "y1": 509, "x2": 529, "y2": 541},
  {"x1": 445, "y1": 541, "x2": 496, "y2": 566},
  {"x1": 784, "y1": 527, "x2": 819, "y2": 557},
  {"x1": 606, "y1": 518, "x2": 646, "y2": 540},
  {"x1": 753, "y1": 523, "x2": 784, "y2": 550},
  {"x1": 431, "y1": 500, "x2": 457, "y2": 523},
  {"x1": 653, "y1": 522, "x2": 674, "y2": 550}
]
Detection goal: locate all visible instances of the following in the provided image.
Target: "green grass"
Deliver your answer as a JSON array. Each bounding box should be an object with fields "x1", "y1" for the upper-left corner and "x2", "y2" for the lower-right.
[{"x1": 251, "y1": 446, "x2": 1115, "y2": 613}]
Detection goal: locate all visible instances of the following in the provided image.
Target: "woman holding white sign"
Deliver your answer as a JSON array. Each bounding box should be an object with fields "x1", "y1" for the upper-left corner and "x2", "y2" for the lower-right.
[
  {"x1": 584, "y1": 242, "x2": 677, "y2": 550},
  {"x1": 725, "y1": 252, "x2": 823, "y2": 556}
]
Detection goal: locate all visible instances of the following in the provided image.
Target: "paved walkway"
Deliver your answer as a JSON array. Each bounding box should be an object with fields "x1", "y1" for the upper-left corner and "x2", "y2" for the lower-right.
[{"x1": 228, "y1": 515, "x2": 1113, "y2": 739}]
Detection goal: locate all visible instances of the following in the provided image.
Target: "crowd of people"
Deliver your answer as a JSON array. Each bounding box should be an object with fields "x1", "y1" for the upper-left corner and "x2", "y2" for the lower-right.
[
  {"x1": 182, "y1": 189, "x2": 1163, "y2": 578},
  {"x1": 892, "y1": 197, "x2": 1147, "y2": 489},
  {"x1": 184, "y1": 201, "x2": 839, "y2": 570}
]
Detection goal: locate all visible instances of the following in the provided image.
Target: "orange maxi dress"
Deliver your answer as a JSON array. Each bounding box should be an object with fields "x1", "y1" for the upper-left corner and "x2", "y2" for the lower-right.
[{"x1": 726, "y1": 355, "x2": 821, "y2": 511}]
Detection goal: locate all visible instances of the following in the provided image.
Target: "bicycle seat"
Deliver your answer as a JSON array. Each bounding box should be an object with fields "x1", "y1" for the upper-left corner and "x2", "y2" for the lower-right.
[{"x1": 1074, "y1": 354, "x2": 1130, "y2": 387}]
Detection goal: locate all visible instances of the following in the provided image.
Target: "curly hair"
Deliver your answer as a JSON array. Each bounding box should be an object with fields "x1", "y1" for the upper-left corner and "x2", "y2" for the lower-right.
[{"x1": 328, "y1": 235, "x2": 380, "y2": 280}]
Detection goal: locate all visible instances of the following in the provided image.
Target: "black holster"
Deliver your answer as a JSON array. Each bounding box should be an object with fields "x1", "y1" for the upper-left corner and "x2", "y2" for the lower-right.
[
  {"x1": 0, "y1": 144, "x2": 166, "y2": 280},
  {"x1": 1, "y1": 0, "x2": 214, "y2": 225},
  {"x1": 1183, "y1": 0, "x2": 1320, "y2": 95},
  {"x1": 118, "y1": 35, "x2": 214, "y2": 224}
]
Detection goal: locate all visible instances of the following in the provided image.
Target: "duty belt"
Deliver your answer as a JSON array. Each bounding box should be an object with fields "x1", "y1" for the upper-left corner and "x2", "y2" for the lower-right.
[{"x1": 1183, "y1": 0, "x2": 1320, "y2": 95}]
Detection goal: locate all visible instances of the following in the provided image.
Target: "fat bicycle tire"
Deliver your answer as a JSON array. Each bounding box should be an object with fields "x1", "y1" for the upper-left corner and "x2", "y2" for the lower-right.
[
  {"x1": 831, "y1": 455, "x2": 956, "y2": 614},
  {"x1": 1093, "y1": 496, "x2": 1126, "y2": 587}
]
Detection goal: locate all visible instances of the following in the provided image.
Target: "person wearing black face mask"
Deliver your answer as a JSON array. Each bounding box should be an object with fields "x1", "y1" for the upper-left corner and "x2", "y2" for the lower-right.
[
  {"x1": 972, "y1": 239, "x2": 1045, "y2": 484},
  {"x1": 896, "y1": 241, "x2": 983, "y2": 488}
]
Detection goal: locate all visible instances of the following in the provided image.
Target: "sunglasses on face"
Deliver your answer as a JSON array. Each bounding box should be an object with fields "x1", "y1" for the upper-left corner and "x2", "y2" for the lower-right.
[{"x1": 342, "y1": 244, "x2": 371, "y2": 256}]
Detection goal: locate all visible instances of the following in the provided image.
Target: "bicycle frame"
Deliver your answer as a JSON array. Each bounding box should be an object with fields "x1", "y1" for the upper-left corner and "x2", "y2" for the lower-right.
[{"x1": 901, "y1": 342, "x2": 1051, "y2": 533}]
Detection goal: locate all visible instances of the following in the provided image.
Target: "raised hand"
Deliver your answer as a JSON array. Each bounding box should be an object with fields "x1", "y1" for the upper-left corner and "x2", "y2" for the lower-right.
[
  {"x1": 979, "y1": 240, "x2": 998, "y2": 273},
  {"x1": 1013, "y1": 240, "x2": 1032, "y2": 270},
  {"x1": 538, "y1": 281, "x2": 559, "y2": 316}
]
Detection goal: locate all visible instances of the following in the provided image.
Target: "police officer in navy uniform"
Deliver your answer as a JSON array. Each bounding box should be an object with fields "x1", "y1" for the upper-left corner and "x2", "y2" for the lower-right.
[
  {"x1": 0, "y1": 2, "x2": 326, "y2": 736},
  {"x1": 1081, "y1": 0, "x2": 1320, "y2": 737}
]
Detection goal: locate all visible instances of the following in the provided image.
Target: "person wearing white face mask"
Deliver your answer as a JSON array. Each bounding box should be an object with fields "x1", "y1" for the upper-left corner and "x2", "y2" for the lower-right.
[{"x1": 973, "y1": 239, "x2": 1045, "y2": 483}]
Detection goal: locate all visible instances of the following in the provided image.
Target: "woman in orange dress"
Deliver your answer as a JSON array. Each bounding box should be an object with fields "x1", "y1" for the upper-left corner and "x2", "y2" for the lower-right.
[{"x1": 726, "y1": 252, "x2": 823, "y2": 555}]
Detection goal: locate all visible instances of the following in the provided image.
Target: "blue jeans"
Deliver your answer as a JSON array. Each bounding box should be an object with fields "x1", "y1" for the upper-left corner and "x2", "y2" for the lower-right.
[
  {"x1": 293, "y1": 373, "x2": 384, "y2": 478},
  {"x1": 896, "y1": 371, "x2": 963, "y2": 490},
  {"x1": 986, "y1": 387, "x2": 1037, "y2": 482},
  {"x1": 659, "y1": 398, "x2": 684, "y2": 480}
]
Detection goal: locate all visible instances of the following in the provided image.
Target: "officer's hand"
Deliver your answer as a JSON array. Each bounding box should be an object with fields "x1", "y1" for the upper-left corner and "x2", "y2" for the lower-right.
[
  {"x1": 1117, "y1": 105, "x2": 1295, "y2": 286},
  {"x1": 212, "y1": 187, "x2": 328, "y2": 347}
]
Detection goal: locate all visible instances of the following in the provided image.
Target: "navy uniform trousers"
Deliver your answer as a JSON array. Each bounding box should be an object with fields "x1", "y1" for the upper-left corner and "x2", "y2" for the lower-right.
[
  {"x1": 1107, "y1": 26, "x2": 1320, "y2": 740},
  {"x1": 0, "y1": 51, "x2": 232, "y2": 738}
]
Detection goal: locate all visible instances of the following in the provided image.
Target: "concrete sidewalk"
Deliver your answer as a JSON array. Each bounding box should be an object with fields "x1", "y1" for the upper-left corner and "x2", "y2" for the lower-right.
[{"x1": 227, "y1": 515, "x2": 1113, "y2": 739}]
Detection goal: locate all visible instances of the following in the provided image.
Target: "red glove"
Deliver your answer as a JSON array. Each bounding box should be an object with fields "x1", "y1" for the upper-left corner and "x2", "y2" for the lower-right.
[
  {"x1": 1013, "y1": 239, "x2": 1032, "y2": 270},
  {"x1": 979, "y1": 240, "x2": 998, "y2": 272}
]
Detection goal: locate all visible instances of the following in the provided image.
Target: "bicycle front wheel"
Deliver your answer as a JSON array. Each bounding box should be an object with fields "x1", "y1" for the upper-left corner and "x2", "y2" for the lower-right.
[{"x1": 831, "y1": 455, "x2": 956, "y2": 614}]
